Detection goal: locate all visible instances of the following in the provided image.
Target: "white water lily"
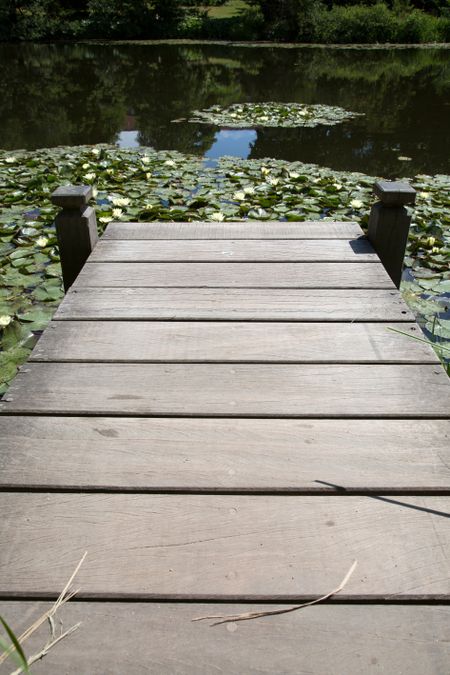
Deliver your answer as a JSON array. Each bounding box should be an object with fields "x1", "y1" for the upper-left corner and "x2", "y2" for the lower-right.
[
  {"x1": 5, "y1": 156, "x2": 16, "y2": 163},
  {"x1": 111, "y1": 197, "x2": 130, "y2": 207},
  {"x1": 268, "y1": 178, "x2": 279, "y2": 186},
  {"x1": 350, "y1": 199, "x2": 363, "y2": 209},
  {"x1": 398, "y1": 156, "x2": 412, "y2": 161},
  {"x1": 333, "y1": 183, "x2": 342, "y2": 190},
  {"x1": 259, "y1": 116, "x2": 269, "y2": 122},
  {"x1": 164, "y1": 160, "x2": 176, "y2": 167},
  {"x1": 92, "y1": 187, "x2": 98, "y2": 198},
  {"x1": 91, "y1": 148, "x2": 100, "y2": 156},
  {"x1": 82, "y1": 163, "x2": 90, "y2": 169},
  {"x1": 261, "y1": 167, "x2": 270, "y2": 175},
  {"x1": 36, "y1": 236, "x2": 48, "y2": 247},
  {"x1": 210, "y1": 212, "x2": 225, "y2": 222},
  {"x1": 419, "y1": 191, "x2": 431, "y2": 199},
  {"x1": 141, "y1": 155, "x2": 150, "y2": 164},
  {"x1": 243, "y1": 186, "x2": 255, "y2": 195},
  {"x1": 106, "y1": 168, "x2": 114, "y2": 175},
  {"x1": 99, "y1": 216, "x2": 112, "y2": 224},
  {"x1": 145, "y1": 172, "x2": 153, "y2": 180},
  {"x1": 112, "y1": 208, "x2": 123, "y2": 218},
  {"x1": 0, "y1": 315, "x2": 12, "y2": 327},
  {"x1": 83, "y1": 172, "x2": 96, "y2": 181},
  {"x1": 233, "y1": 191, "x2": 246, "y2": 201},
  {"x1": 289, "y1": 172, "x2": 300, "y2": 179}
]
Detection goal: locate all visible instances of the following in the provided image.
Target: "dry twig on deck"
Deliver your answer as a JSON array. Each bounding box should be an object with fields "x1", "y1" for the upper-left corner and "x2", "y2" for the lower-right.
[
  {"x1": 0, "y1": 552, "x2": 87, "y2": 673},
  {"x1": 192, "y1": 559, "x2": 357, "y2": 627}
]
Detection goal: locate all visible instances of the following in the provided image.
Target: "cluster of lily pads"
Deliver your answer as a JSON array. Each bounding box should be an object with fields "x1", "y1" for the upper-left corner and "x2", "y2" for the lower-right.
[
  {"x1": 188, "y1": 102, "x2": 363, "y2": 128},
  {"x1": 0, "y1": 144, "x2": 449, "y2": 392}
]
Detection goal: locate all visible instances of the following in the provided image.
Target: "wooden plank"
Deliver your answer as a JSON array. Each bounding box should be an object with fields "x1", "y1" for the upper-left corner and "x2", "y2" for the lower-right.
[
  {"x1": 103, "y1": 220, "x2": 363, "y2": 240},
  {"x1": 30, "y1": 321, "x2": 438, "y2": 363},
  {"x1": 1, "y1": 363, "x2": 449, "y2": 417},
  {"x1": 55, "y1": 288, "x2": 415, "y2": 322},
  {"x1": 1, "y1": 417, "x2": 449, "y2": 491},
  {"x1": 89, "y1": 238, "x2": 378, "y2": 262},
  {"x1": 1, "y1": 493, "x2": 449, "y2": 598},
  {"x1": 2, "y1": 602, "x2": 449, "y2": 674},
  {"x1": 74, "y1": 262, "x2": 394, "y2": 288}
]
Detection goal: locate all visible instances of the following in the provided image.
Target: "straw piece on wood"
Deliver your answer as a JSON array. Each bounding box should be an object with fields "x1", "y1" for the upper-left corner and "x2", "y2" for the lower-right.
[{"x1": 192, "y1": 560, "x2": 358, "y2": 626}]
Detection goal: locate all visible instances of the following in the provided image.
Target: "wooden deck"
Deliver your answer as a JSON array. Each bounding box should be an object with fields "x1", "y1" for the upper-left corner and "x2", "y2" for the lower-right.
[{"x1": 1, "y1": 220, "x2": 450, "y2": 673}]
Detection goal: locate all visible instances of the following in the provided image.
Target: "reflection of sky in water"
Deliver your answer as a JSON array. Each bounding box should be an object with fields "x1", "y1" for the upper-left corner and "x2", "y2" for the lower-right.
[
  {"x1": 204, "y1": 130, "x2": 257, "y2": 160},
  {"x1": 117, "y1": 130, "x2": 140, "y2": 148}
]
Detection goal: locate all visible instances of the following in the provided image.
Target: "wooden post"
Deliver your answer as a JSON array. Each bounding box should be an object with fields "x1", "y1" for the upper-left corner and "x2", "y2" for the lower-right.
[
  {"x1": 367, "y1": 180, "x2": 416, "y2": 289},
  {"x1": 51, "y1": 185, "x2": 98, "y2": 292}
]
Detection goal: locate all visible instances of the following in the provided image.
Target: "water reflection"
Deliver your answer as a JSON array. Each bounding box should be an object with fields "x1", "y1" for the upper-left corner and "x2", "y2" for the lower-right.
[
  {"x1": 0, "y1": 43, "x2": 449, "y2": 175},
  {"x1": 205, "y1": 130, "x2": 258, "y2": 160}
]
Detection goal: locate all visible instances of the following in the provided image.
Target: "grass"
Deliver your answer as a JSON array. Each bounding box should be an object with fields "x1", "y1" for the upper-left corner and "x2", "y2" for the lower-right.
[{"x1": 202, "y1": 0, "x2": 250, "y2": 19}]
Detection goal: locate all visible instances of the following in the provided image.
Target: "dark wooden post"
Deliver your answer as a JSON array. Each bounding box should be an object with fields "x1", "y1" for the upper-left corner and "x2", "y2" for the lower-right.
[
  {"x1": 367, "y1": 180, "x2": 416, "y2": 289},
  {"x1": 51, "y1": 185, "x2": 98, "y2": 292}
]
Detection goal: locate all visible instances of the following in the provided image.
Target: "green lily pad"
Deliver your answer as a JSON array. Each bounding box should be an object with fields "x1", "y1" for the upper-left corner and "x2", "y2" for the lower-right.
[{"x1": 188, "y1": 102, "x2": 363, "y2": 128}]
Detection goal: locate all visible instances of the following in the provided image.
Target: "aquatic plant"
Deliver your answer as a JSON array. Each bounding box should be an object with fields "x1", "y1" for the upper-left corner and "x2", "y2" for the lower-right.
[
  {"x1": 0, "y1": 145, "x2": 449, "y2": 392},
  {"x1": 187, "y1": 102, "x2": 363, "y2": 128}
]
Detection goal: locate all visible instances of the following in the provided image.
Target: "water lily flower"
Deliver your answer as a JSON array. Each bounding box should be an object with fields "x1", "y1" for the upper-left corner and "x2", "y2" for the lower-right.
[
  {"x1": 259, "y1": 116, "x2": 269, "y2": 122},
  {"x1": 99, "y1": 216, "x2": 112, "y2": 224},
  {"x1": 91, "y1": 148, "x2": 100, "y2": 156},
  {"x1": 333, "y1": 183, "x2": 342, "y2": 190},
  {"x1": 350, "y1": 199, "x2": 363, "y2": 209},
  {"x1": 210, "y1": 212, "x2": 225, "y2": 222},
  {"x1": 141, "y1": 156, "x2": 151, "y2": 164},
  {"x1": 419, "y1": 191, "x2": 431, "y2": 199},
  {"x1": 106, "y1": 168, "x2": 114, "y2": 175},
  {"x1": 5, "y1": 156, "x2": 16, "y2": 163},
  {"x1": 92, "y1": 187, "x2": 98, "y2": 198},
  {"x1": 289, "y1": 172, "x2": 300, "y2": 179},
  {"x1": 233, "y1": 191, "x2": 246, "y2": 201},
  {"x1": 427, "y1": 237, "x2": 436, "y2": 247},
  {"x1": 111, "y1": 197, "x2": 130, "y2": 207},
  {"x1": 36, "y1": 236, "x2": 48, "y2": 247},
  {"x1": 398, "y1": 156, "x2": 412, "y2": 161},
  {"x1": 112, "y1": 208, "x2": 123, "y2": 218},
  {"x1": 268, "y1": 178, "x2": 279, "y2": 186},
  {"x1": 243, "y1": 186, "x2": 255, "y2": 195},
  {"x1": 0, "y1": 315, "x2": 12, "y2": 327},
  {"x1": 82, "y1": 163, "x2": 90, "y2": 169},
  {"x1": 164, "y1": 160, "x2": 176, "y2": 167},
  {"x1": 83, "y1": 172, "x2": 96, "y2": 181},
  {"x1": 261, "y1": 167, "x2": 270, "y2": 175},
  {"x1": 145, "y1": 172, "x2": 153, "y2": 180}
]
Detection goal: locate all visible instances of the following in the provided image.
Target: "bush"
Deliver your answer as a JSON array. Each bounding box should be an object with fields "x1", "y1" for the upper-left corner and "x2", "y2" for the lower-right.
[{"x1": 313, "y1": 3, "x2": 447, "y2": 43}]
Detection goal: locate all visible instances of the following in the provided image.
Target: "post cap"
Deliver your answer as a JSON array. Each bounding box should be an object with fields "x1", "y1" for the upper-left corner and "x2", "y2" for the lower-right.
[
  {"x1": 51, "y1": 185, "x2": 93, "y2": 209},
  {"x1": 373, "y1": 180, "x2": 416, "y2": 207}
]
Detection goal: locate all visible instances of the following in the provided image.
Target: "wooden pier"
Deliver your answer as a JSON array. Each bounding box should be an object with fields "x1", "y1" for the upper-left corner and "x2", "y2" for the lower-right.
[{"x1": 1, "y1": 184, "x2": 450, "y2": 672}]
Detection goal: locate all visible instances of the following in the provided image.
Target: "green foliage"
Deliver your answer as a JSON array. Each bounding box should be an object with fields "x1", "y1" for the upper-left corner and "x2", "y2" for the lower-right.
[
  {"x1": 0, "y1": 615, "x2": 29, "y2": 672},
  {"x1": 1, "y1": 0, "x2": 449, "y2": 40},
  {"x1": 189, "y1": 101, "x2": 363, "y2": 127},
  {"x1": 314, "y1": 3, "x2": 449, "y2": 43}
]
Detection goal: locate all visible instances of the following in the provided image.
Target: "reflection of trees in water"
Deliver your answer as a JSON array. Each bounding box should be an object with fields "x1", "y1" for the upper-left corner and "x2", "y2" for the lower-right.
[{"x1": 0, "y1": 43, "x2": 448, "y2": 173}]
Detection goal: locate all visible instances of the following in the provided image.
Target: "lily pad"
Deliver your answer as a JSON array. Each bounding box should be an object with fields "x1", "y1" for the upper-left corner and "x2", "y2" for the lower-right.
[{"x1": 188, "y1": 102, "x2": 363, "y2": 129}]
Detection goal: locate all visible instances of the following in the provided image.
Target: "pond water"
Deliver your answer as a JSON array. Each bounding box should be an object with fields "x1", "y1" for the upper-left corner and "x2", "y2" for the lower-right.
[{"x1": 0, "y1": 43, "x2": 449, "y2": 177}]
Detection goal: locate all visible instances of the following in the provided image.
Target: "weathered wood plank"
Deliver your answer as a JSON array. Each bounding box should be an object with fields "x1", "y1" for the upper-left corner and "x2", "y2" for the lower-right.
[
  {"x1": 89, "y1": 238, "x2": 378, "y2": 262},
  {"x1": 1, "y1": 417, "x2": 449, "y2": 491},
  {"x1": 2, "y1": 602, "x2": 449, "y2": 674},
  {"x1": 1, "y1": 493, "x2": 449, "y2": 597},
  {"x1": 55, "y1": 288, "x2": 413, "y2": 321},
  {"x1": 103, "y1": 220, "x2": 363, "y2": 240},
  {"x1": 1, "y1": 364, "x2": 449, "y2": 417},
  {"x1": 75, "y1": 262, "x2": 394, "y2": 288},
  {"x1": 30, "y1": 321, "x2": 438, "y2": 363}
]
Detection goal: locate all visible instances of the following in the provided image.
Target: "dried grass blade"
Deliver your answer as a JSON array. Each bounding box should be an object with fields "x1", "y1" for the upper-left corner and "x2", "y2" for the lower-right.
[{"x1": 193, "y1": 559, "x2": 357, "y2": 626}]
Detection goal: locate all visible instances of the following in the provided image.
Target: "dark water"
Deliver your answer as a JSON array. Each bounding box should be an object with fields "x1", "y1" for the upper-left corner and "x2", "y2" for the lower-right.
[{"x1": 0, "y1": 42, "x2": 449, "y2": 176}]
